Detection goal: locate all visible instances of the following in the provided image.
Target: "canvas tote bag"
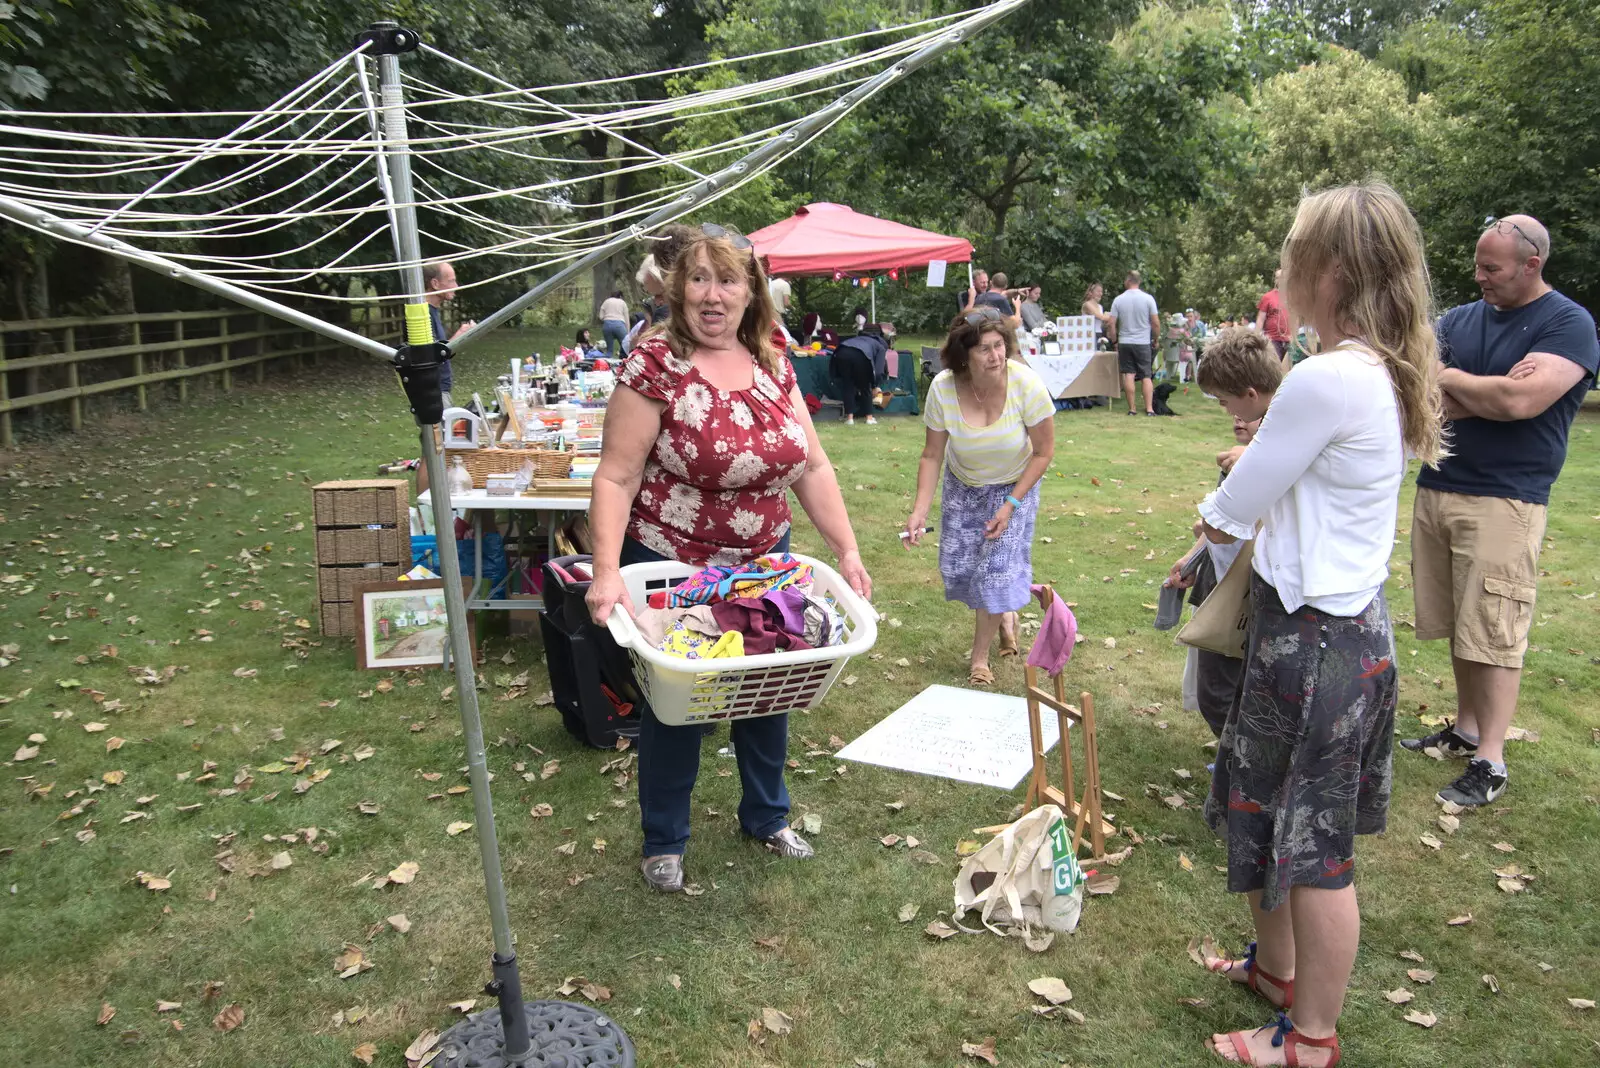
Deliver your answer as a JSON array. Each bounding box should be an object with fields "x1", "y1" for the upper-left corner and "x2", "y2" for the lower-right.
[
  {"x1": 1176, "y1": 539, "x2": 1255, "y2": 658},
  {"x1": 953, "y1": 804, "x2": 1085, "y2": 936}
]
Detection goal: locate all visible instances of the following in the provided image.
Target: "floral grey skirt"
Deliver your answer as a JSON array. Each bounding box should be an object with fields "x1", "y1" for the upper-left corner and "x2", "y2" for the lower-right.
[
  {"x1": 1203, "y1": 572, "x2": 1398, "y2": 912},
  {"x1": 937, "y1": 470, "x2": 1038, "y2": 616}
]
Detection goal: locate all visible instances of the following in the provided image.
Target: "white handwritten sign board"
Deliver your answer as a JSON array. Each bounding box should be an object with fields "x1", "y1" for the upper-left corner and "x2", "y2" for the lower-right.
[{"x1": 836, "y1": 684, "x2": 1062, "y2": 789}]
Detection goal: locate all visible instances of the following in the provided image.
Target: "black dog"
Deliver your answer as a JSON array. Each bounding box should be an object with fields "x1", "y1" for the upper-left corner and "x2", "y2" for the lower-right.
[{"x1": 1152, "y1": 381, "x2": 1179, "y2": 416}]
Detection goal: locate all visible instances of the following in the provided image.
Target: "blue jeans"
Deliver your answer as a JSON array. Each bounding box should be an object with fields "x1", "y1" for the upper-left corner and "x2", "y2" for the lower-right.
[
  {"x1": 621, "y1": 531, "x2": 793, "y2": 856},
  {"x1": 602, "y1": 319, "x2": 629, "y2": 360}
]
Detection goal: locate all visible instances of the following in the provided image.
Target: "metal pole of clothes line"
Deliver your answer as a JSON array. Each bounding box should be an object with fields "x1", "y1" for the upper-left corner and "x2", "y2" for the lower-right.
[
  {"x1": 366, "y1": 20, "x2": 540, "y2": 1064},
  {"x1": 447, "y1": 0, "x2": 1035, "y2": 356}
]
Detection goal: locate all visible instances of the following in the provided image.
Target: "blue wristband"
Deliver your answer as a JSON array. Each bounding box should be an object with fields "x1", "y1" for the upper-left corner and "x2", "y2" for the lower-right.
[{"x1": 1004, "y1": 494, "x2": 1023, "y2": 509}]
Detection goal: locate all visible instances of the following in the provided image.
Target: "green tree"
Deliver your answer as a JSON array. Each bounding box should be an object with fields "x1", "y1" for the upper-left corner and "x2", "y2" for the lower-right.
[{"x1": 1177, "y1": 47, "x2": 1443, "y2": 318}]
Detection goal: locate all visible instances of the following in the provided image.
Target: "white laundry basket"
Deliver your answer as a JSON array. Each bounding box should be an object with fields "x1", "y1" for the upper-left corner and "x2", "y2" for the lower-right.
[{"x1": 604, "y1": 553, "x2": 877, "y2": 725}]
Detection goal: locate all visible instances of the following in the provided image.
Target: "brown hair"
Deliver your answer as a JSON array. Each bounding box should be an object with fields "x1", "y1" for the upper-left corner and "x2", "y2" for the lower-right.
[
  {"x1": 1082, "y1": 282, "x2": 1102, "y2": 303},
  {"x1": 1280, "y1": 181, "x2": 1446, "y2": 465},
  {"x1": 661, "y1": 227, "x2": 780, "y2": 376},
  {"x1": 1196, "y1": 328, "x2": 1285, "y2": 397},
  {"x1": 939, "y1": 311, "x2": 1018, "y2": 376}
]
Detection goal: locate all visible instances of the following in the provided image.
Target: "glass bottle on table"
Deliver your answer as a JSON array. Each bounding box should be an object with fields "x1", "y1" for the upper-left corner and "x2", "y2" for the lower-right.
[{"x1": 448, "y1": 456, "x2": 473, "y2": 497}]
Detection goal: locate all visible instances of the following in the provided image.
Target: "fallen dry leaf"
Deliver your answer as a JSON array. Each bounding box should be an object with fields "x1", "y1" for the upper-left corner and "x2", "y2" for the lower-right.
[
  {"x1": 1400, "y1": 950, "x2": 1427, "y2": 963},
  {"x1": 448, "y1": 999, "x2": 476, "y2": 1014},
  {"x1": 269, "y1": 851, "x2": 293, "y2": 871},
  {"x1": 1570, "y1": 999, "x2": 1596, "y2": 1011},
  {"x1": 1538, "y1": 962, "x2": 1554, "y2": 973},
  {"x1": 1177, "y1": 997, "x2": 1209, "y2": 1008},
  {"x1": 1086, "y1": 872, "x2": 1120, "y2": 896},
  {"x1": 1438, "y1": 813, "x2": 1460, "y2": 835},
  {"x1": 1482, "y1": 974, "x2": 1500, "y2": 994},
  {"x1": 540, "y1": 760, "x2": 561, "y2": 780},
  {"x1": 1188, "y1": 935, "x2": 1221, "y2": 968},
  {"x1": 97, "y1": 1002, "x2": 117, "y2": 1026},
  {"x1": 1492, "y1": 842, "x2": 1516, "y2": 853},
  {"x1": 387, "y1": 913, "x2": 411, "y2": 933},
  {"x1": 1447, "y1": 913, "x2": 1474, "y2": 926},
  {"x1": 213, "y1": 1003, "x2": 245, "y2": 1032},
  {"x1": 155, "y1": 1000, "x2": 181, "y2": 1013},
  {"x1": 1408, "y1": 969, "x2": 1437, "y2": 984},
  {"x1": 352, "y1": 1042, "x2": 378, "y2": 1065},
  {"x1": 404, "y1": 1028, "x2": 440, "y2": 1067},
  {"x1": 1419, "y1": 833, "x2": 1443, "y2": 850},
  {"x1": 1403, "y1": 1009, "x2": 1437, "y2": 1028},
  {"x1": 530, "y1": 803, "x2": 553, "y2": 818},
  {"x1": 897, "y1": 903, "x2": 919, "y2": 923},
  {"x1": 446, "y1": 821, "x2": 473, "y2": 837},
  {"x1": 1027, "y1": 976, "x2": 1073, "y2": 1005},
  {"x1": 760, "y1": 1007, "x2": 794, "y2": 1036},
  {"x1": 1178, "y1": 853, "x2": 1194, "y2": 872},
  {"x1": 387, "y1": 861, "x2": 420, "y2": 885},
  {"x1": 961, "y1": 1036, "x2": 999, "y2": 1065},
  {"x1": 668, "y1": 974, "x2": 682, "y2": 990},
  {"x1": 924, "y1": 920, "x2": 958, "y2": 940}
]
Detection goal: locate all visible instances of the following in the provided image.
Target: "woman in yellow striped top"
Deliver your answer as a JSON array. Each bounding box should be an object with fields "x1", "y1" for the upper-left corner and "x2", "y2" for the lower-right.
[{"x1": 904, "y1": 307, "x2": 1056, "y2": 685}]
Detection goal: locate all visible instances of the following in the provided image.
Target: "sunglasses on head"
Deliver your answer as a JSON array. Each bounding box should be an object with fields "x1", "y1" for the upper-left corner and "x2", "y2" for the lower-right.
[
  {"x1": 700, "y1": 222, "x2": 753, "y2": 251},
  {"x1": 963, "y1": 306, "x2": 1002, "y2": 326},
  {"x1": 1483, "y1": 215, "x2": 1544, "y2": 258}
]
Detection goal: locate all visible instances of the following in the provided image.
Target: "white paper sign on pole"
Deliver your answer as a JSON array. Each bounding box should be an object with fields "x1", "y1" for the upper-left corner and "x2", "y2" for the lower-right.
[
  {"x1": 925, "y1": 260, "x2": 947, "y2": 288},
  {"x1": 836, "y1": 684, "x2": 1062, "y2": 789}
]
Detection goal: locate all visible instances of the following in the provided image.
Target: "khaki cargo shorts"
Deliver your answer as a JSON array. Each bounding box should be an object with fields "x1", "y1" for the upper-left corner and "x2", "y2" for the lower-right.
[{"x1": 1410, "y1": 487, "x2": 1547, "y2": 669}]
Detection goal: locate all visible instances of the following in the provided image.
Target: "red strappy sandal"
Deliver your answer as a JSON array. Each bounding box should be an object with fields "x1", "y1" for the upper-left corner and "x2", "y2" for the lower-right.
[
  {"x1": 1212, "y1": 1013, "x2": 1340, "y2": 1066},
  {"x1": 1206, "y1": 941, "x2": 1294, "y2": 1009}
]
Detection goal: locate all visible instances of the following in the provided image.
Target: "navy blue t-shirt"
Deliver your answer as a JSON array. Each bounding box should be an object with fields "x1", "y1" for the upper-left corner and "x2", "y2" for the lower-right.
[
  {"x1": 429, "y1": 304, "x2": 453, "y2": 393},
  {"x1": 1417, "y1": 290, "x2": 1598, "y2": 505}
]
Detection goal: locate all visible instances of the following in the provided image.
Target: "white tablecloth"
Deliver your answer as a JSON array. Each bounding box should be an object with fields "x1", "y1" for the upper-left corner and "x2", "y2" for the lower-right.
[{"x1": 1030, "y1": 351, "x2": 1099, "y2": 397}]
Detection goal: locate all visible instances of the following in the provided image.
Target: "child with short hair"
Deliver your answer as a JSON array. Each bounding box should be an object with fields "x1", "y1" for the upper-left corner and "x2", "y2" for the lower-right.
[{"x1": 1166, "y1": 328, "x2": 1285, "y2": 736}]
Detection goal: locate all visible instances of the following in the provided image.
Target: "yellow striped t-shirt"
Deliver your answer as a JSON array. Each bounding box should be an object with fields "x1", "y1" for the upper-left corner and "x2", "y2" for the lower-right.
[{"x1": 923, "y1": 361, "x2": 1055, "y2": 486}]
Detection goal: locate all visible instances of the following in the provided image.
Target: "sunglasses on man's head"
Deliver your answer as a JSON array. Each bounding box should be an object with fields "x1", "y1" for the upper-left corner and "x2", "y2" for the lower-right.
[
  {"x1": 700, "y1": 222, "x2": 753, "y2": 250},
  {"x1": 963, "y1": 307, "x2": 1002, "y2": 326},
  {"x1": 1483, "y1": 215, "x2": 1544, "y2": 258}
]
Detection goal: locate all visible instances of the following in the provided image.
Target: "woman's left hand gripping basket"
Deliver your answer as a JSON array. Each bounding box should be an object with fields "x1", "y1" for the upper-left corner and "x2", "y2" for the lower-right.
[{"x1": 604, "y1": 553, "x2": 877, "y2": 725}]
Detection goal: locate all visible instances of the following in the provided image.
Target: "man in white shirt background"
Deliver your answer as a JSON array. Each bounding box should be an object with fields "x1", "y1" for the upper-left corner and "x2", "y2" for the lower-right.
[{"x1": 1110, "y1": 270, "x2": 1161, "y2": 416}]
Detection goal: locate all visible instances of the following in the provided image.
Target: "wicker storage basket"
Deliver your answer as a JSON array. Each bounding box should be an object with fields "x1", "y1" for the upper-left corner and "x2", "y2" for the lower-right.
[{"x1": 456, "y1": 447, "x2": 572, "y2": 486}]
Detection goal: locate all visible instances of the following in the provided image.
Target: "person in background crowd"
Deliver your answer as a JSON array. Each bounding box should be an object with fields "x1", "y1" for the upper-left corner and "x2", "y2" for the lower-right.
[
  {"x1": 904, "y1": 306, "x2": 1055, "y2": 687},
  {"x1": 1020, "y1": 284, "x2": 1048, "y2": 330},
  {"x1": 1083, "y1": 282, "x2": 1115, "y2": 347},
  {"x1": 1110, "y1": 270, "x2": 1160, "y2": 416},
  {"x1": 574, "y1": 328, "x2": 605, "y2": 358},
  {"x1": 765, "y1": 258, "x2": 792, "y2": 325},
  {"x1": 1402, "y1": 213, "x2": 1599, "y2": 807},
  {"x1": 959, "y1": 268, "x2": 992, "y2": 315},
  {"x1": 1197, "y1": 181, "x2": 1443, "y2": 1068},
  {"x1": 423, "y1": 260, "x2": 475, "y2": 408},
  {"x1": 629, "y1": 225, "x2": 698, "y2": 350},
  {"x1": 599, "y1": 289, "x2": 630, "y2": 360},
  {"x1": 1255, "y1": 270, "x2": 1291, "y2": 359},
  {"x1": 586, "y1": 224, "x2": 871, "y2": 893}
]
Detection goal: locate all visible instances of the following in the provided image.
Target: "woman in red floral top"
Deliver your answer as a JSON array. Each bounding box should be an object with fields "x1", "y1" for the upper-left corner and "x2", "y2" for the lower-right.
[{"x1": 586, "y1": 224, "x2": 872, "y2": 893}]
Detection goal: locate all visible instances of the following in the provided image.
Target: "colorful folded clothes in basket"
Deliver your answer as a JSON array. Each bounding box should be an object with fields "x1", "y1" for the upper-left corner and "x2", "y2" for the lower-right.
[
  {"x1": 633, "y1": 563, "x2": 847, "y2": 660},
  {"x1": 645, "y1": 554, "x2": 812, "y2": 609}
]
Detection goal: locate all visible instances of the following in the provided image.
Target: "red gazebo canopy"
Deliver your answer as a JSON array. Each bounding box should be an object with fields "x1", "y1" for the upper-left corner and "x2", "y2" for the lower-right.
[{"x1": 747, "y1": 202, "x2": 973, "y2": 277}]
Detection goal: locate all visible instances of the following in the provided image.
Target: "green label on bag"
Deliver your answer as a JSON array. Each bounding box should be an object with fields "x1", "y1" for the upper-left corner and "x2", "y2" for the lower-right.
[{"x1": 1048, "y1": 817, "x2": 1081, "y2": 893}]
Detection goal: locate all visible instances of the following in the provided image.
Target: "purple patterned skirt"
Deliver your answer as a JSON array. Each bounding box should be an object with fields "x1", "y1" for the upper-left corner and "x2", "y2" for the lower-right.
[{"x1": 937, "y1": 470, "x2": 1039, "y2": 615}]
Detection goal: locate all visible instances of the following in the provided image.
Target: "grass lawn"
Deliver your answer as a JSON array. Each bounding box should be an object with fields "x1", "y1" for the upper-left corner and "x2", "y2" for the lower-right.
[{"x1": 1, "y1": 328, "x2": 1597, "y2": 1067}]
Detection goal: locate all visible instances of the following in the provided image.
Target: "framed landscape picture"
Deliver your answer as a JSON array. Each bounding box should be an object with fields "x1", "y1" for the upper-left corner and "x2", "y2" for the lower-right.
[{"x1": 353, "y1": 580, "x2": 474, "y2": 670}]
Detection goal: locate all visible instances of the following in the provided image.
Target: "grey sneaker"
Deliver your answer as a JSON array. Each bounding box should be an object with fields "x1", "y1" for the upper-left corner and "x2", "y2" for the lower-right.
[
  {"x1": 1399, "y1": 722, "x2": 1477, "y2": 758},
  {"x1": 641, "y1": 854, "x2": 684, "y2": 892},
  {"x1": 1436, "y1": 758, "x2": 1508, "y2": 807},
  {"x1": 759, "y1": 826, "x2": 815, "y2": 859}
]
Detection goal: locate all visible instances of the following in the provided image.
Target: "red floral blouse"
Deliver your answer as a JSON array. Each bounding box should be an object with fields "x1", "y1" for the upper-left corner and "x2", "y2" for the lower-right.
[{"x1": 618, "y1": 335, "x2": 810, "y2": 566}]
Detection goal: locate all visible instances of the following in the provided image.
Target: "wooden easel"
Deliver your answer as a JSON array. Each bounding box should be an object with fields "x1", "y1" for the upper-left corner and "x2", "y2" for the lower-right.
[{"x1": 1022, "y1": 586, "x2": 1113, "y2": 859}]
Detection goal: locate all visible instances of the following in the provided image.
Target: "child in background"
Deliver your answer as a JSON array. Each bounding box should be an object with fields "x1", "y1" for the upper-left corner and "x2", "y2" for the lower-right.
[{"x1": 1165, "y1": 328, "x2": 1285, "y2": 737}]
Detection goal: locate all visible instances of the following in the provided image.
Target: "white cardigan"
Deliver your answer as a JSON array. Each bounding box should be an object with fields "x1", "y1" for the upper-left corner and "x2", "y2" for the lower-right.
[{"x1": 1198, "y1": 345, "x2": 1404, "y2": 616}]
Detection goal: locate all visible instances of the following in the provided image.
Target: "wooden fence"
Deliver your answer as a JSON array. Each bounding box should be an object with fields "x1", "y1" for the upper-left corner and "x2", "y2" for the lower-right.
[{"x1": 0, "y1": 303, "x2": 405, "y2": 447}]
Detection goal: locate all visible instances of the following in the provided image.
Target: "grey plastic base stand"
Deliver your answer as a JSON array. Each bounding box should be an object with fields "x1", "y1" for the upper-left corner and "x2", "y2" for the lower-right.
[{"x1": 434, "y1": 1001, "x2": 635, "y2": 1067}]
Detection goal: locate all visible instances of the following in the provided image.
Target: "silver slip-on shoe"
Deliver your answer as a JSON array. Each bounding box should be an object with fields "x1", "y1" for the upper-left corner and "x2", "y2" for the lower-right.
[
  {"x1": 760, "y1": 826, "x2": 815, "y2": 859},
  {"x1": 641, "y1": 854, "x2": 684, "y2": 892}
]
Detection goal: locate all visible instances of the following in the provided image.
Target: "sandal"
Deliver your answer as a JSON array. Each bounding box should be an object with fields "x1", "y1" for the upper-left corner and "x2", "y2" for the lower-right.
[
  {"x1": 1203, "y1": 940, "x2": 1294, "y2": 1010},
  {"x1": 967, "y1": 664, "x2": 996, "y2": 687},
  {"x1": 1208, "y1": 1013, "x2": 1340, "y2": 1066},
  {"x1": 997, "y1": 612, "x2": 1020, "y2": 658}
]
